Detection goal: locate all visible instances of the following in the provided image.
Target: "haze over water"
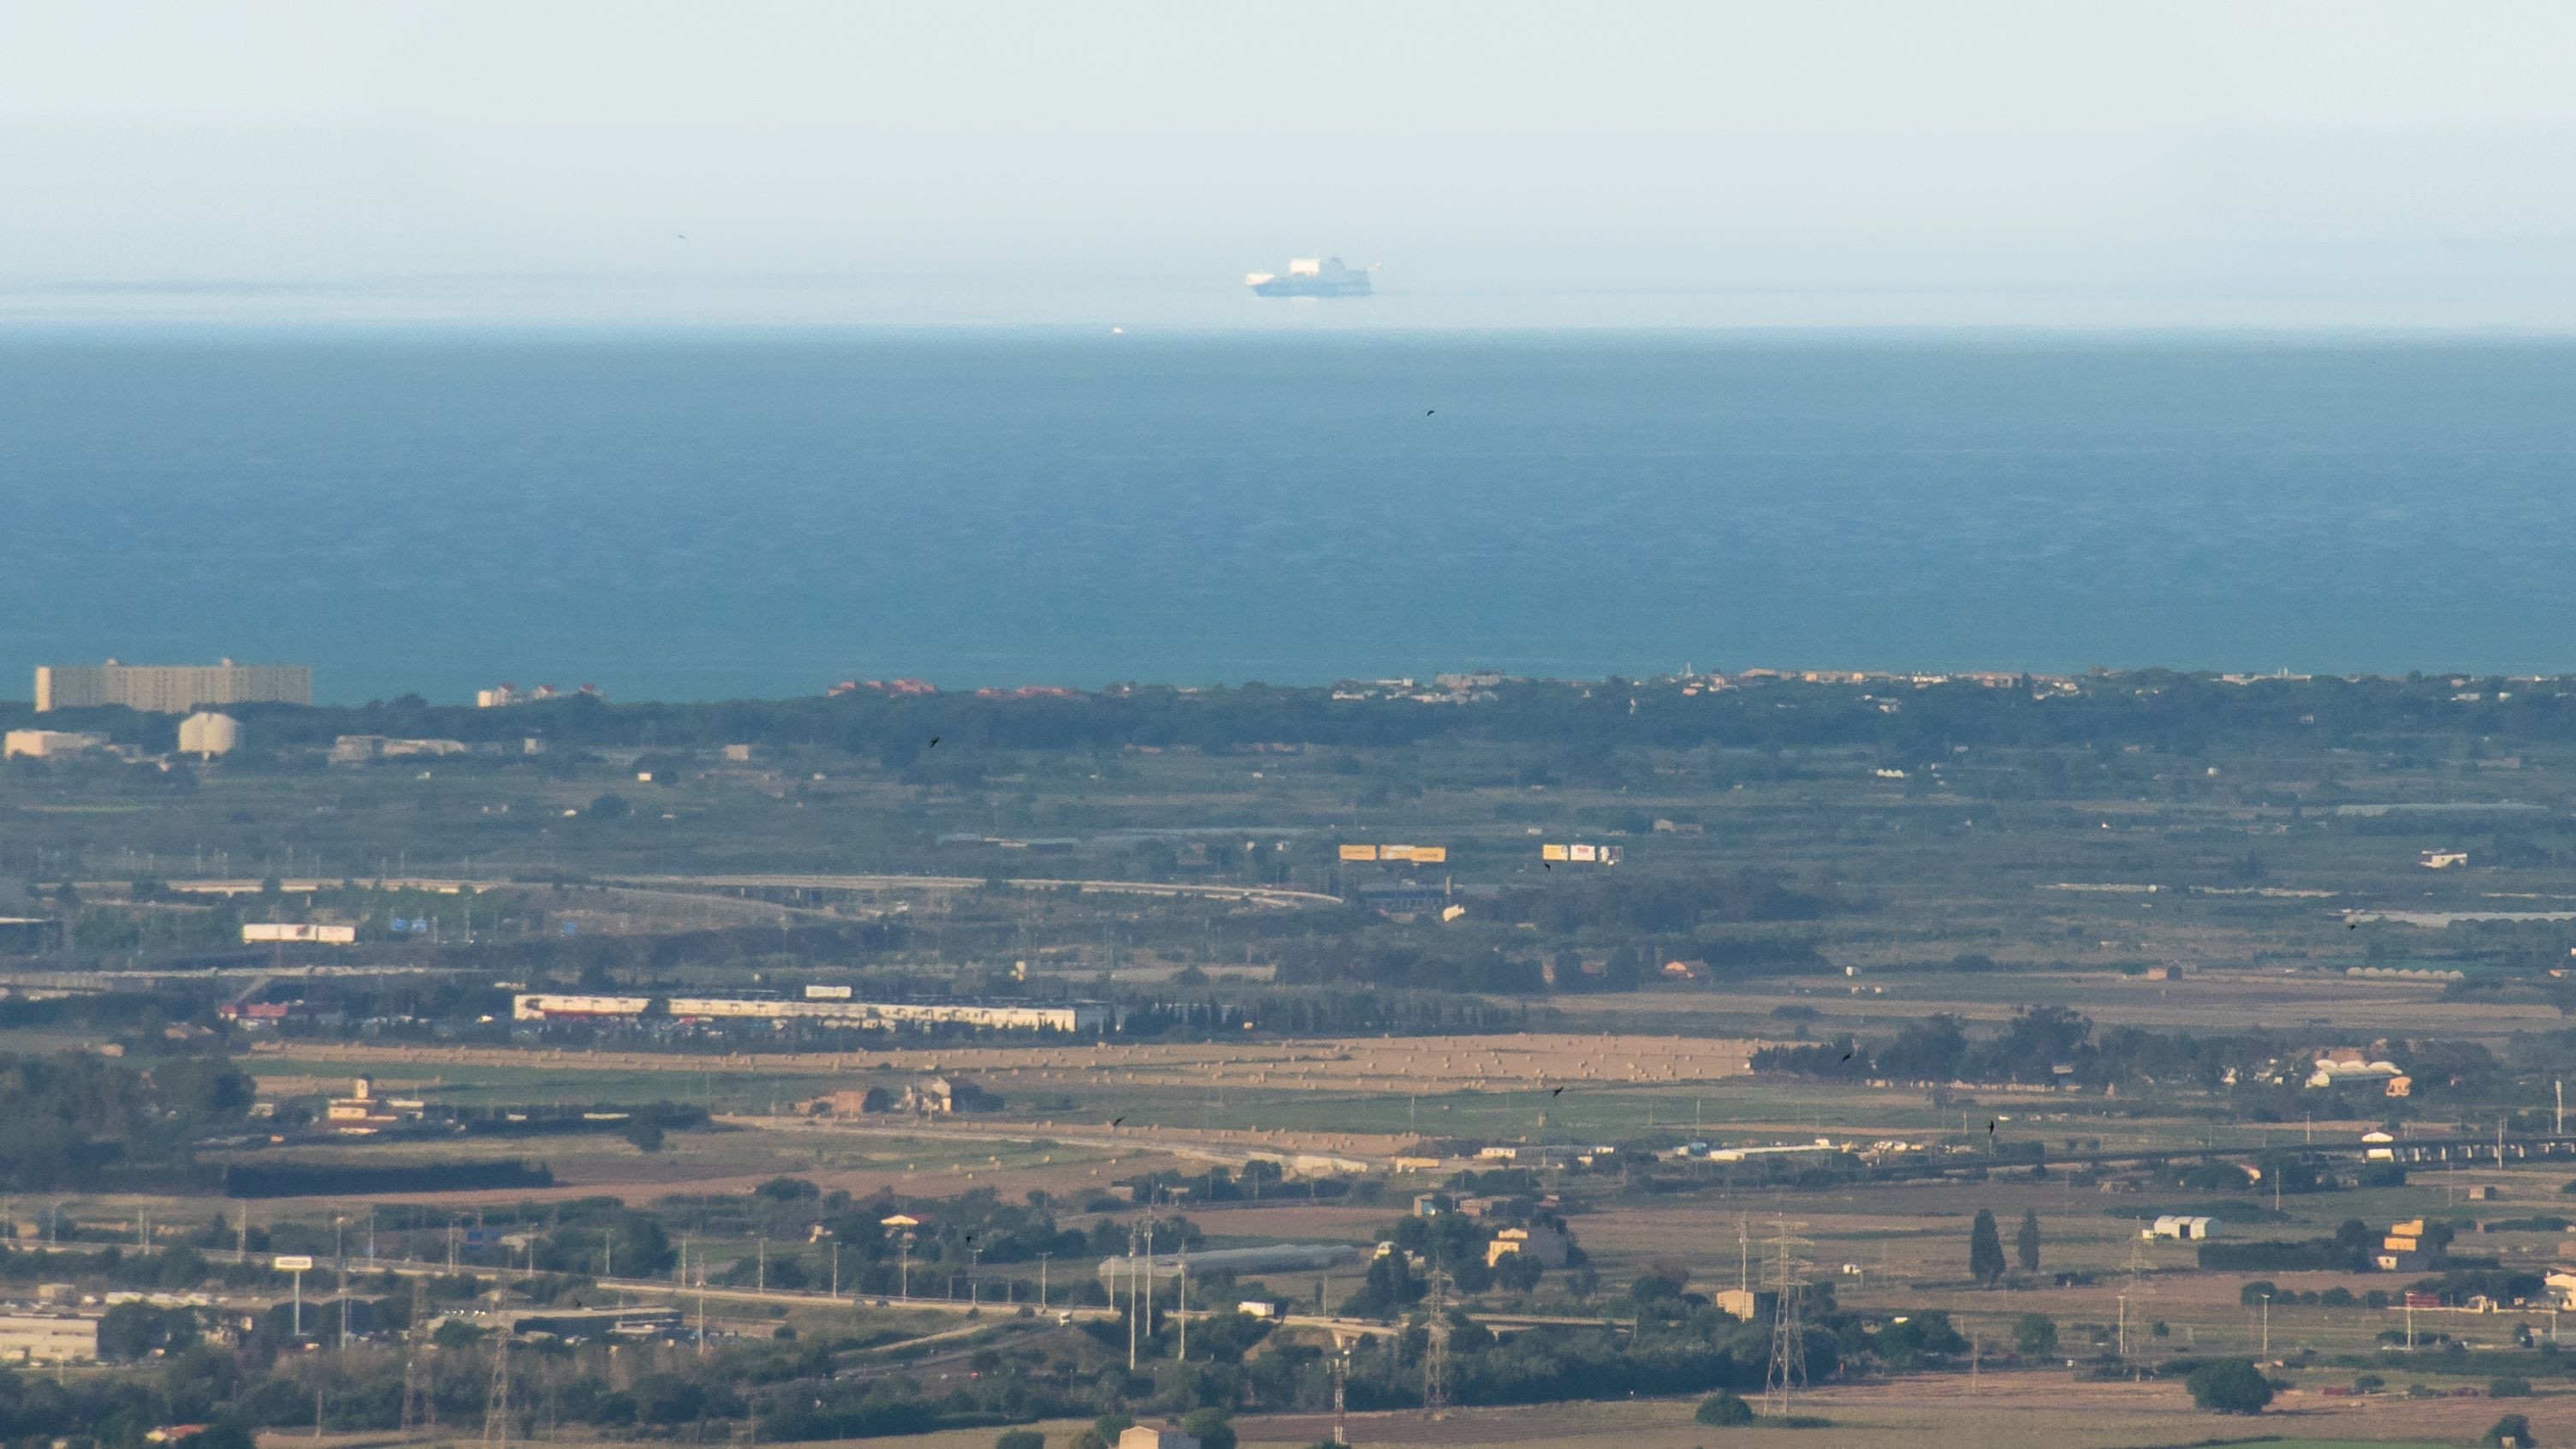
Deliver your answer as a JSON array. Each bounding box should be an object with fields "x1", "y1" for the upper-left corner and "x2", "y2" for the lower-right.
[{"x1": 5, "y1": 330, "x2": 2573, "y2": 706}]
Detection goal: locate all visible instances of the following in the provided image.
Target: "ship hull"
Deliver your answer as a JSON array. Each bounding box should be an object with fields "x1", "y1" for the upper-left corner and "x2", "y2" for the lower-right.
[{"x1": 1250, "y1": 279, "x2": 1373, "y2": 298}]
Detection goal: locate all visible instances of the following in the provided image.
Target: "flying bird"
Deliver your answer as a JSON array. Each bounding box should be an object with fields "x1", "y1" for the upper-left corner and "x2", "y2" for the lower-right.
[
  {"x1": 928, "y1": 737, "x2": 939, "y2": 748},
  {"x1": 1112, "y1": 1116, "x2": 1125, "y2": 1127},
  {"x1": 1425, "y1": 409, "x2": 1435, "y2": 415},
  {"x1": 1551, "y1": 1086, "x2": 1564, "y2": 1096}
]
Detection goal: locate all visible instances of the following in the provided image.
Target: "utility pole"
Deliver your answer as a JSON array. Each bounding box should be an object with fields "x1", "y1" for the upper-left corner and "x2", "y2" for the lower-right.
[
  {"x1": 1176, "y1": 1242, "x2": 1188, "y2": 1362},
  {"x1": 2260, "y1": 1292, "x2": 2271, "y2": 1357},
  {"x1": 1038, "y1": 1252, "x2": 1051, "y2": 1310},
  {"x1": 1127, "y1": 1223, "x2": 1141, "y2": 1369}
]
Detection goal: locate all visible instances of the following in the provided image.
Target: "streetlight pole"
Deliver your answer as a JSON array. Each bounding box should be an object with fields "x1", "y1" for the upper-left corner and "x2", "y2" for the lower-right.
[
  {"x1": 2260, "y1": 1293, "x2": 2271, "y2": 1357},
  {"x1": 1038, "y1": 1253, "x2": 1050, "y2": 1311},
  {"x1": 970, "y1": 1246, "x2": 981, "y2": 1307}
]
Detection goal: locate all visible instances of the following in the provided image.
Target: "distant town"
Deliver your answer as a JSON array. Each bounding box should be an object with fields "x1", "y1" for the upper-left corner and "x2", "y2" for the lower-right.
[{"x1": 9, "y1": 651, "x2": 2576, "y2": 1449}]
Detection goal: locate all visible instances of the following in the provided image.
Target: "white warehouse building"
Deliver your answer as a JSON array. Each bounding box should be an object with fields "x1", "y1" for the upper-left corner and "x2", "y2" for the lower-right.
[{"x1": 513, "y1": 992, "x2": 1109, "y2": 1033}]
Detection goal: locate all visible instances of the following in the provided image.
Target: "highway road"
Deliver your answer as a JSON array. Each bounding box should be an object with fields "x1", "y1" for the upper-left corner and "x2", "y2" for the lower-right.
[
  {"x1": 151, "y1": 871, "x2": 1338, "y2": 911},
  {"x1": 612, "y1": 871, "x2": 1340, "y2": 910}
]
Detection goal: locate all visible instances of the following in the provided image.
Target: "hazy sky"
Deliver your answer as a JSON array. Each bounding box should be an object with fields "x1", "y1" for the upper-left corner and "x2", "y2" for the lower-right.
[{"x1": 8, "y1": 2, "x2": 2576, "y2": 327}]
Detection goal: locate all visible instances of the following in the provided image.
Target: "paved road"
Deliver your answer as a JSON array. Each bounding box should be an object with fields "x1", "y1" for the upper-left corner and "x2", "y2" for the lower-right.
[
  {"x1": 614, "y1": 871, "x2": 1339, "y2": 910},
  {"x1": 153, "y1": 871, "x2": 1337, "y2": 911},
  {"x1": 724, "y1": 1113, "x2": 1378, "y2": 1174}
]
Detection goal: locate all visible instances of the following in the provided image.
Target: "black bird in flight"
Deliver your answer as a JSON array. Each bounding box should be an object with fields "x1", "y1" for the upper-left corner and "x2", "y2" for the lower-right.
[
  {"x1": 928, "y1": 737, "x2": 939, "y2": 748},
  {"x1": 1551, "y1": 1086, "x2": 1564, "y2": 1096},
  {"x1": 1842, "y1": 1053, "x2": 1853, "y2": 1062},
  {"x1": 1988, "y1": 1119, "x2": 1997, "y2": 1136},
  {"x1": 1112, "y1": 1116, "x2": 1125, "y2": 1126}
]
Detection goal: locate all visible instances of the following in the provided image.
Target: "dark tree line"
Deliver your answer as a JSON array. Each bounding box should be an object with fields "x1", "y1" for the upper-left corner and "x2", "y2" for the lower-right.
[
  {"x1": 0, "y1": 1051, "x2": 252, "y2": 1191},
  {"x1": 20, "y1": 668, "x2": 2576, "y2": 763}
]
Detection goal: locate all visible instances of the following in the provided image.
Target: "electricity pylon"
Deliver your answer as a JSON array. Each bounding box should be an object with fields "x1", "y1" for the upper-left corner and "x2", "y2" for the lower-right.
[
  {"x1": 480, "y1": 1335, "x2": 513, "y2": 1449},
  {"x1": 1762, "y1": 1220, "x2": 1812, "y2": 1414},
  {"x1": 400, "y1": 1329, "x2": 436, "y2": 1432},
  {"x1": 1422, "y1": 1267, "x2": 1456, "y2": 1418}
]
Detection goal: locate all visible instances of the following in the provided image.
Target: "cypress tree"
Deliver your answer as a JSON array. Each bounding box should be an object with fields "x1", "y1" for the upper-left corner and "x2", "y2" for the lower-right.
[
  {"x1": 2016, "y1": 1208, "x2": 2042, "y2": 1273},
  {"x1": 1969, "y1": 1208, "x2": 2007, "y2": 1286}
]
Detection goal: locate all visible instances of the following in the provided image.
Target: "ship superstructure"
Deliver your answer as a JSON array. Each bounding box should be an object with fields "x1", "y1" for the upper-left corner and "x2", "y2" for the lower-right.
[{"x1": 1246, "y1": 256, "x2": 1373, "y2": 298}]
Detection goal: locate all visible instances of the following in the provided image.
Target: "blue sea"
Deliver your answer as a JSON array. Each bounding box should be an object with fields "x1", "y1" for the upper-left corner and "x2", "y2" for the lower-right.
[{"x1": 3, "y1": 330, "x2": 2573, "y2": 705}]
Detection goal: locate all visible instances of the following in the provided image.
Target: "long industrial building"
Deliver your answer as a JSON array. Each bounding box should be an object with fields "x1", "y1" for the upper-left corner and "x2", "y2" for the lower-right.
[
  {"x1": 512, "y1": 991, "x2": 1110, "y2": 1033},
  {"x1": 35, "y1": 660, "x2": 312, "y2": 713}
]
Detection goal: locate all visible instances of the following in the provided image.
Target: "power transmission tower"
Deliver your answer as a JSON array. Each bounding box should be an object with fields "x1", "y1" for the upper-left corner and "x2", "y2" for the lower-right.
[
  {"x1": 400, "y1": 1332, "x2": 435, "y2": 1432},
  {"x1": 480, "y1": 1336, "x2": 513, "y2": 1449},
  {"x1": 1762, "y1": 1220, "x2": 1812, "y2": 1414},
  {"x1": 1330, "y1": 1338, "x2": 1350, "y2": 1448},
  {"x1": 1422, "y1": 1267, "x2": 1455, "y2": 1418},
  {"x1": 2120, "y1": 1234, "x2": 2155, "y2": 1366}
]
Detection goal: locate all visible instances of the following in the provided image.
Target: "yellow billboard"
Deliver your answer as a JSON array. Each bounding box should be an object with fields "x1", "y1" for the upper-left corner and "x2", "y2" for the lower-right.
[{"x1": 1338, "y1": 844, "x2": 1380, "y2": 862}]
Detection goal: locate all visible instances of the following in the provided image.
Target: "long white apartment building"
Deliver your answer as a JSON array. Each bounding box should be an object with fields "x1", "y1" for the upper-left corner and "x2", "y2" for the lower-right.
[{"x1": 513, "y1": 991, "x2": 1109, "y2": 1033}]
